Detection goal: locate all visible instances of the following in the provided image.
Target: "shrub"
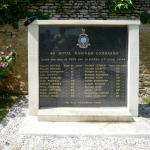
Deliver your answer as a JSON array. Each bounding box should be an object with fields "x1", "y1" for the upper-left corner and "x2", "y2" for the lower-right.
[
  {"x1": 0, "y1": 45, "x2": 16, "y2": 79},
  {"x1": 142, "y1": 96, "x2": 150, "y2": 105},
  {"x1": 0, "y1": 0, "x2": 48, "y2": 28},
  {"x1": 106, "y1": 0, "x2": 134, "y2": 13},
  {"x1": 140, "y1": 11, "x2": 150, "y2": 24}
]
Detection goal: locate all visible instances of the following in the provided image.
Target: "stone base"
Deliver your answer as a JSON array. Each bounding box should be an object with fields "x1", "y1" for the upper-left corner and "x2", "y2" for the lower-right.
[
  {"x1": 38, "y1": 107, "x2": 133, "y2": 122},
  {"x1": 19, "y1": 115, "x2": 150, "y2": 137}
]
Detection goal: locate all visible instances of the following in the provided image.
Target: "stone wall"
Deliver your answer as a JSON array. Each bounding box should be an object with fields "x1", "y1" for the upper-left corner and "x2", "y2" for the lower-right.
[
  {"x1": 139, "y1": 25, "x2": 150, "y2": 96},
  {"x1": 0, "y1": 0, "x2": 150, "y2": 96},
  {"x1": 28, "y1": 0, "x2": 150, "y2": 19}
]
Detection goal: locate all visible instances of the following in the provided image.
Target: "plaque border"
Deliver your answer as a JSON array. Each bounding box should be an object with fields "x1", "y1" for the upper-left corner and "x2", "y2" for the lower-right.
[{"x1": 28, "y1": 20, "x2": 140, "y2": 117}]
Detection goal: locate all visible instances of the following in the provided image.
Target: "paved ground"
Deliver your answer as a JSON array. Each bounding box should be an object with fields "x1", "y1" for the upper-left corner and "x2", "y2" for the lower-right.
[{"x1": 0, "y1": 96, "x2": 150, "y2": 150}]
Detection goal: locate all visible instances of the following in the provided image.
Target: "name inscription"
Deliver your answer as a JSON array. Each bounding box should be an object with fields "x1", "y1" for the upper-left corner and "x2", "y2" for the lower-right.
[{"x1": 39, "y1": 26, "x2": 128, "y2": 107}]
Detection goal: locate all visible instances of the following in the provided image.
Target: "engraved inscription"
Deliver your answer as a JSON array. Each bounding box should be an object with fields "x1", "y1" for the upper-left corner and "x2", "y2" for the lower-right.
[{"x1": 39, "y1": 26, "x2": 128, "y2": 107}]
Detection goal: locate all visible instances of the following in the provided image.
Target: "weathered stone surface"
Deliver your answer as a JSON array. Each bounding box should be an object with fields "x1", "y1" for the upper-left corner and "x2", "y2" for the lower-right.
[
  {"x1": 27, "y1": 0, "x2": 150, "y2": 20},
  {"x1": 139, "y1": 25, "x2": 150, "y2": 96}
]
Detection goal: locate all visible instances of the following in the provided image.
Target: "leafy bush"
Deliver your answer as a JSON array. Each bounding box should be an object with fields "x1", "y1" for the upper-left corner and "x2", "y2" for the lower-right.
[
  {"x1": 140, "y1": 11, "x2": 150, "y2": 24},
  {"x1": 106, "y1": 0, "x2": 134, "y2": 13},
  {"x1": 142, "y1": 96, "x2": 150, "y2": 105},
  {"x1": 0, "y1": 0, "x2": 26, "y2": 27},
  {"x1": 0, "y1": 45, "x2": 16, "y2": 79},
  {"x1": 0, "y1": 0, "x2": 48, "y2": 28},
  {"x1": 0, "y1": 45, "x2": 19, "y2": 121}
]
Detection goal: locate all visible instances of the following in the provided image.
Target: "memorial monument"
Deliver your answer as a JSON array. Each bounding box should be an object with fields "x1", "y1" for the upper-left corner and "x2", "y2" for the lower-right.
[{"x1": 28, "y1": 20, "x2": 140, "y2": 121}]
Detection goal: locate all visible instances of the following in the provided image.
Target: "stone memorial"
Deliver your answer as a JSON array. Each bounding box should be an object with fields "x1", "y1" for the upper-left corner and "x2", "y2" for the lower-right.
[{"x1": 28, "y1": 20, "x2": 140, "y2": 121}]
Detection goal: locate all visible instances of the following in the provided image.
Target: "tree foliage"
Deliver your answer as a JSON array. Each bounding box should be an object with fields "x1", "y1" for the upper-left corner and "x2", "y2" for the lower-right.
[
  {"x1": 106, "y1": 0, "x2": 134, "y2": 13},
  {"x1": 0, "y1": 0, "x2": 48, "y2": 28}
]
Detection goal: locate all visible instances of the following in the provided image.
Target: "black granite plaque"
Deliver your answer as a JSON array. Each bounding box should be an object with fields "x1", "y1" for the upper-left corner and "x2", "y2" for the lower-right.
[{"x1": 39, "y1": 26, "x2": 128, "y2": 107}]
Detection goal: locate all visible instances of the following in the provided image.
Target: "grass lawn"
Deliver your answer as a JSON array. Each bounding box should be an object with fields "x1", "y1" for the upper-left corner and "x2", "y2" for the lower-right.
[{"x1": 0, "y1": 93, "x2": 19, "y2": 122}]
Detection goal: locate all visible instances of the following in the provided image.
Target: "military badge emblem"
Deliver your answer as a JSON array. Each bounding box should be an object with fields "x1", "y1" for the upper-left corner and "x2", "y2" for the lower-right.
[{"x1": 77, "y1": 29, "x2": 90, "y2": 49}]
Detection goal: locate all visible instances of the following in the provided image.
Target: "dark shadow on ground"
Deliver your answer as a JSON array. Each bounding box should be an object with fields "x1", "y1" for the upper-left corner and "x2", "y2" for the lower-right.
[{"x1": 0, "y1": 95, "x2": 28, "y2": 127}]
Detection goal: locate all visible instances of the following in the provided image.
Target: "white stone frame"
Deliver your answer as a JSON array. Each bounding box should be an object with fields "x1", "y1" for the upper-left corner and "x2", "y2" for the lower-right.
[{"x1": 28, "y1": 20, "x2": 140, "y2": 117}]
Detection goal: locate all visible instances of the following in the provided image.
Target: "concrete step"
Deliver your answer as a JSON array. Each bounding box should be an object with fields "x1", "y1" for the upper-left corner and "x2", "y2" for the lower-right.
[{"x1": 38, "y1": 107, "x2": 134, "y2": 122}]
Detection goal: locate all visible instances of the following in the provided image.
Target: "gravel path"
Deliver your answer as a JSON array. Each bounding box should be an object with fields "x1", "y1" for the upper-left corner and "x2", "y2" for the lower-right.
[{"x1": 0, "y1": 96, "x2": 150, "y2": 150}]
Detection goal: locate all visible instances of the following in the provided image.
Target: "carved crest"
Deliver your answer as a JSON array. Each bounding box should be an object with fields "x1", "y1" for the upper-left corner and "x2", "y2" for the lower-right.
[{"x1": 77, "y1": 29, "x2": 90, "y2": 49}]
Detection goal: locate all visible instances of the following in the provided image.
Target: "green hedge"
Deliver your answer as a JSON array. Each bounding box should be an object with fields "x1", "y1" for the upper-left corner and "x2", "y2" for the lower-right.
[{"x1": 0, "y1": 0, "x2": 48, "y2": 28}]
